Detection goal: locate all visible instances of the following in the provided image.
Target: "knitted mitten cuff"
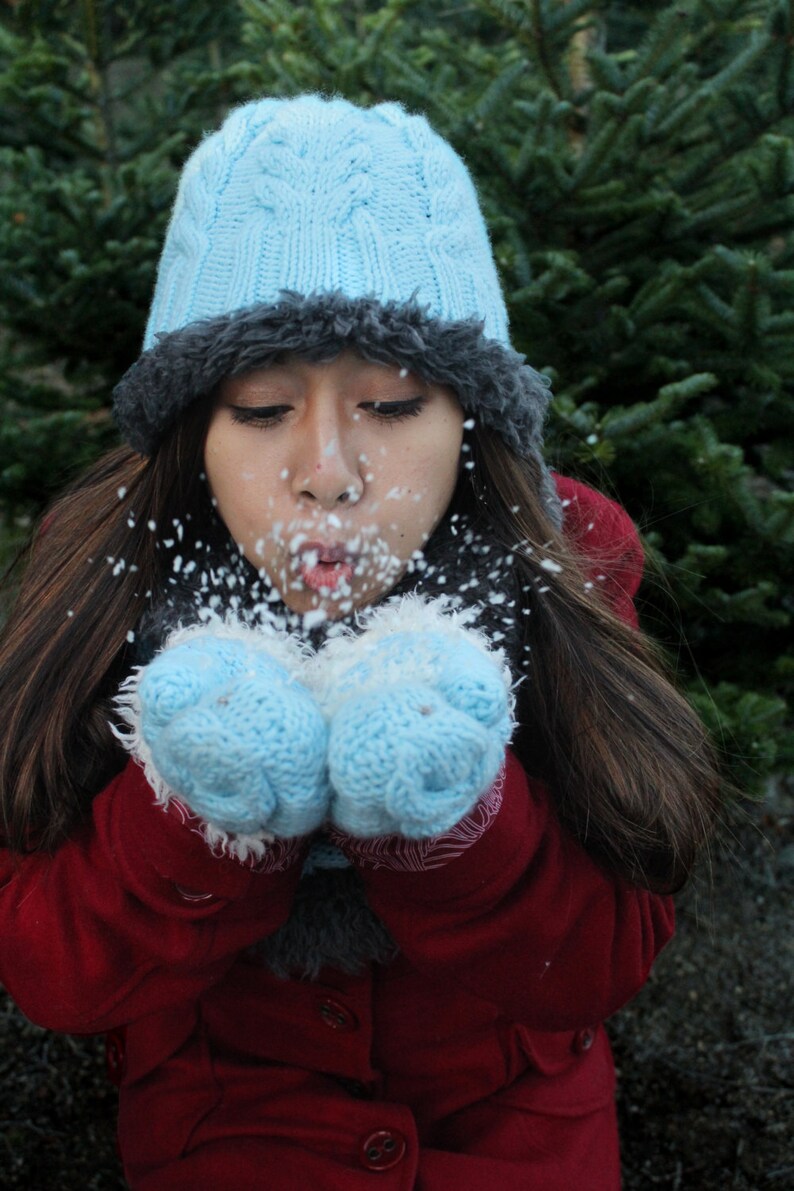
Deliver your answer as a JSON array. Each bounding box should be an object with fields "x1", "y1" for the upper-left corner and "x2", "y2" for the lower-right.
[{"x1": 327, "y1": 762, "x2": 505, "y2": 871}]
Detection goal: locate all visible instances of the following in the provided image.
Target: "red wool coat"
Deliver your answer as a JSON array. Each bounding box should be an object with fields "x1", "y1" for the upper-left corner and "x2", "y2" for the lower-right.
[{"x1": 0, "y1": 476, "x2": 673, "y2": 1190}]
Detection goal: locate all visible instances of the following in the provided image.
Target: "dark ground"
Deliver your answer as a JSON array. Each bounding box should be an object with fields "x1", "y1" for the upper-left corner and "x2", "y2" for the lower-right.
[{"x1": 0, "y1": 785, "x2": 791, "y2": 1190}]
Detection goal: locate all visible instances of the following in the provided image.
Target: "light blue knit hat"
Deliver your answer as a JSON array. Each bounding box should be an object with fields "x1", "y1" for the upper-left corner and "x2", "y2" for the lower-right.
[{"x1": 113, "y1": 94, "x2": 557, "y2": 511}]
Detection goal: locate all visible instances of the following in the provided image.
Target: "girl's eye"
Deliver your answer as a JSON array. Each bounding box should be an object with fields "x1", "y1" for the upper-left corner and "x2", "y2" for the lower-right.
[
  {"x1": 229, "y1": 404, "x2": 291, "y2": 427},
  {"x1": 360, "y1": 397, "x2": 425, "y2": 422}
]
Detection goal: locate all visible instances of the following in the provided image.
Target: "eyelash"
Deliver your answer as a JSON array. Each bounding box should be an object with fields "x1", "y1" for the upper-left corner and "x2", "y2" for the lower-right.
[{"x1": 229, "y1": 398, "x2": 426, "y2": 427}]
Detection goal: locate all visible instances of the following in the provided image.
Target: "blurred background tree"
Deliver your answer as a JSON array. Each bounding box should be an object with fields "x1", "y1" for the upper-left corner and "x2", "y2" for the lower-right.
[{"x1": 1, "y1": 0, "x2": 792, "y2": 787}]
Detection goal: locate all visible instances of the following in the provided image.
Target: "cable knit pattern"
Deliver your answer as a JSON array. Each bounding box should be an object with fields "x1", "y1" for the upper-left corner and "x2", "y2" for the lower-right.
[
  {"x1": 143, "y1": 94, "x2": 508, "y2": 349},
  {"x1": 311, "y1": 596, "x2": 515, "y2": 839},
  {"x1": 114, "y1": 620, "x2": 330, "y2": 857}
]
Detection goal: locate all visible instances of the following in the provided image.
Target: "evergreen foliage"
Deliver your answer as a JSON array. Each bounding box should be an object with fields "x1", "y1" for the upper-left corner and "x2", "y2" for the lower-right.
[{"x1": 1, "y1": 0, "x2": 791, "y2": 787}]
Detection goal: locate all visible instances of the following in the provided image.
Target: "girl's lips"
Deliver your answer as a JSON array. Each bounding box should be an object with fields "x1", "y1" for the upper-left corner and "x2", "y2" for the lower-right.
[
  {"x1": 296, "y1": 542, "x2": 357, "y2": 593},
  {"x1": 299, "y1": 560, "x2": 354, "y2": 592},
  {"x1": 298, "y1": 540, "x2": 356, "y2": 564}
]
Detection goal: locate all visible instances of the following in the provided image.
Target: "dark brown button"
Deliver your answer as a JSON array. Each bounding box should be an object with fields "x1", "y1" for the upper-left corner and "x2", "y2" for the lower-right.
[
  {"x1": 105, "y1": 1030, "x2": 127, "y2": 1085},
  {"x1": 572, "y1": 1026, "x2": 596, "y2": 1053},
  {"x1": 317, "y1": 997, "x2": 358, "y2": 1032},
  {"x1": 359, "y1": 1129, "x2": 407, "y2": 1171}
]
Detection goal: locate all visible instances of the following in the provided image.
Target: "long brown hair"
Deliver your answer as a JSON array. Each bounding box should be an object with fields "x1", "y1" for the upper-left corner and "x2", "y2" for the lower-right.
[
  {"x1": 0, "y1": 397, "x2": 213, "y2": 853},
  {"x1": 463, "y1": 429, "x2": 719, "y2": 891},
  {"x1": 0, "y1": 404, "x2": 719, "y2": 887}
]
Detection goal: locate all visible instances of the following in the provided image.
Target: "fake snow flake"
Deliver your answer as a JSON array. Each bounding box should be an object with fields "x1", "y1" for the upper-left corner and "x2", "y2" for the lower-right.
[
  {"x1": 303, "y1": 609, "x2": 328, "y2": 631},
  {"x1": 586, "y1": 434, "x2": 598, "y2": 445},
  {"x1": 173, "y1": 556, "x2": 183, "y2": 573},
  {"x1": 539, "y1": 558, "x2": 563, "y2": 573},
  {"x1": 463, "y1": 418, "x2": 475, "y2": 430},
  {"x1": 126, "y1": 630, "x2": 135, "y2": 644},
  {"x1": 117, "y1": 487, "x2": 127, "y2": 500},
  {"x1": 147, "y1": 520, "x2": 157, "y2": 532},
  {"x1": 280, "y1": 468, "x2": 289, "y2": 479},
  {"x1": 399, "y1": 367, "x2": 409, "y2": 378},
  {"x1": 66, "y1": 609, "x2": 74, "y2": 618}
]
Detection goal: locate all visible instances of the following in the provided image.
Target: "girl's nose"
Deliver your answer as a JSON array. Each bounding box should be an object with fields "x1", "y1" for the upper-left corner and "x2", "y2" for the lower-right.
[{"x1": 289, "y1": 410, "x2": 364, "y2": 509}]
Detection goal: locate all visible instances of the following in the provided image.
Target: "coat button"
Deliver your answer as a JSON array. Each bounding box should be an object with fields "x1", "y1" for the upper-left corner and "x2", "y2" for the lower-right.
[
  {"x1": 316, "y1": 997, "x2": 358, "y2": 1032},
  {"x1": 105, "y1": 1030, "x2": 127, "y2": 1085},
  {"x1": 572, "y1": 1026, "x2": 596, "y2": 1054},
  {"x1": 359, "y1": 1129, "x2": 407, "y2": 1171}
]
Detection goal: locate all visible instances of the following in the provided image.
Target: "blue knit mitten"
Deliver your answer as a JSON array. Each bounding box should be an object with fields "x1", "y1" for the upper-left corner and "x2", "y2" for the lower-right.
[
  {"x1": 116, "y1": 623, "x2": 330, "y2": 843},
  {"x1": 313, "y1": 596, "x2": 514, "y2": 839}
]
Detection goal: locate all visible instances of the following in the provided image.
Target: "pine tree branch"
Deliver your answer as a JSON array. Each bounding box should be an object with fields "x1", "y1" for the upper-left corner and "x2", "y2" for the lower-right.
[
  {"x1": 531, "y1": 0, "x2": 566, "y2": 98},
  {"x1": 81, "y1": 0, "x2": 117, "y2": 194}
]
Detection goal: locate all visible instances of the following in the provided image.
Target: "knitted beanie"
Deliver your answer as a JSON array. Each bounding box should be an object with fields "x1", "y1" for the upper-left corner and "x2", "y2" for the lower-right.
[{"x1": 112, "y1": 93, "x2": 557, "y2": 514}]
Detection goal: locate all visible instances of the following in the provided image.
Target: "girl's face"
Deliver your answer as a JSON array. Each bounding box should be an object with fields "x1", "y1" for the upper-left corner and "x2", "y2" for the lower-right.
[{"x1": 204, "y1": 350, "x2": 464, "y2": 619}]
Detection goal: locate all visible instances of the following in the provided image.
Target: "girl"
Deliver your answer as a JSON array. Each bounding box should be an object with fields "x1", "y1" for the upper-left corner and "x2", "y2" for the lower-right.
[{"x1": 0, "y1": 94, "x2": 718, "y2": 1189}]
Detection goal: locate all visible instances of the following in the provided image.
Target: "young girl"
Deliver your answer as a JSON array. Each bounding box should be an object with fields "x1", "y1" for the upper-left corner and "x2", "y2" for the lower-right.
[{"x1": 0, "y1": 94, "x2": 718, "y2": 1189}]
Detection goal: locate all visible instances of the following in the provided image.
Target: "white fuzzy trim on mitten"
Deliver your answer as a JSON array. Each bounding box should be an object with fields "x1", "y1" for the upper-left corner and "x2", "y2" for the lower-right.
[
  {"x1": 112, "y1": 616, "x2": 312, "y2": 863},
  {"x1": 307, "y1": 593, "x2": 516, "y2": 716}
]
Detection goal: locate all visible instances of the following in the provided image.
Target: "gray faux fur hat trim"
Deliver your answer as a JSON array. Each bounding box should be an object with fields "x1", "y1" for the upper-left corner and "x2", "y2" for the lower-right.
[{"x1": 113, "y1": 289, "x2": 553, "y2": 461}]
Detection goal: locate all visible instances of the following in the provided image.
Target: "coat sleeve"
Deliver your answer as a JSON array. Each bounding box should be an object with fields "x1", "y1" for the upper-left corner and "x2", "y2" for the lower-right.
[
  {"x1": 553, "y1": 470, "x2": 645, "y2": 629},
  {"x1": 343, "y1": 476, "x2": 673, "y2": 1031},
  {"x1": 0, "y1": 759, "x2": 306, "y2": 1034},
  {"x1": 351, "y1": 751, "x2": 674, "y2": 1031}
]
